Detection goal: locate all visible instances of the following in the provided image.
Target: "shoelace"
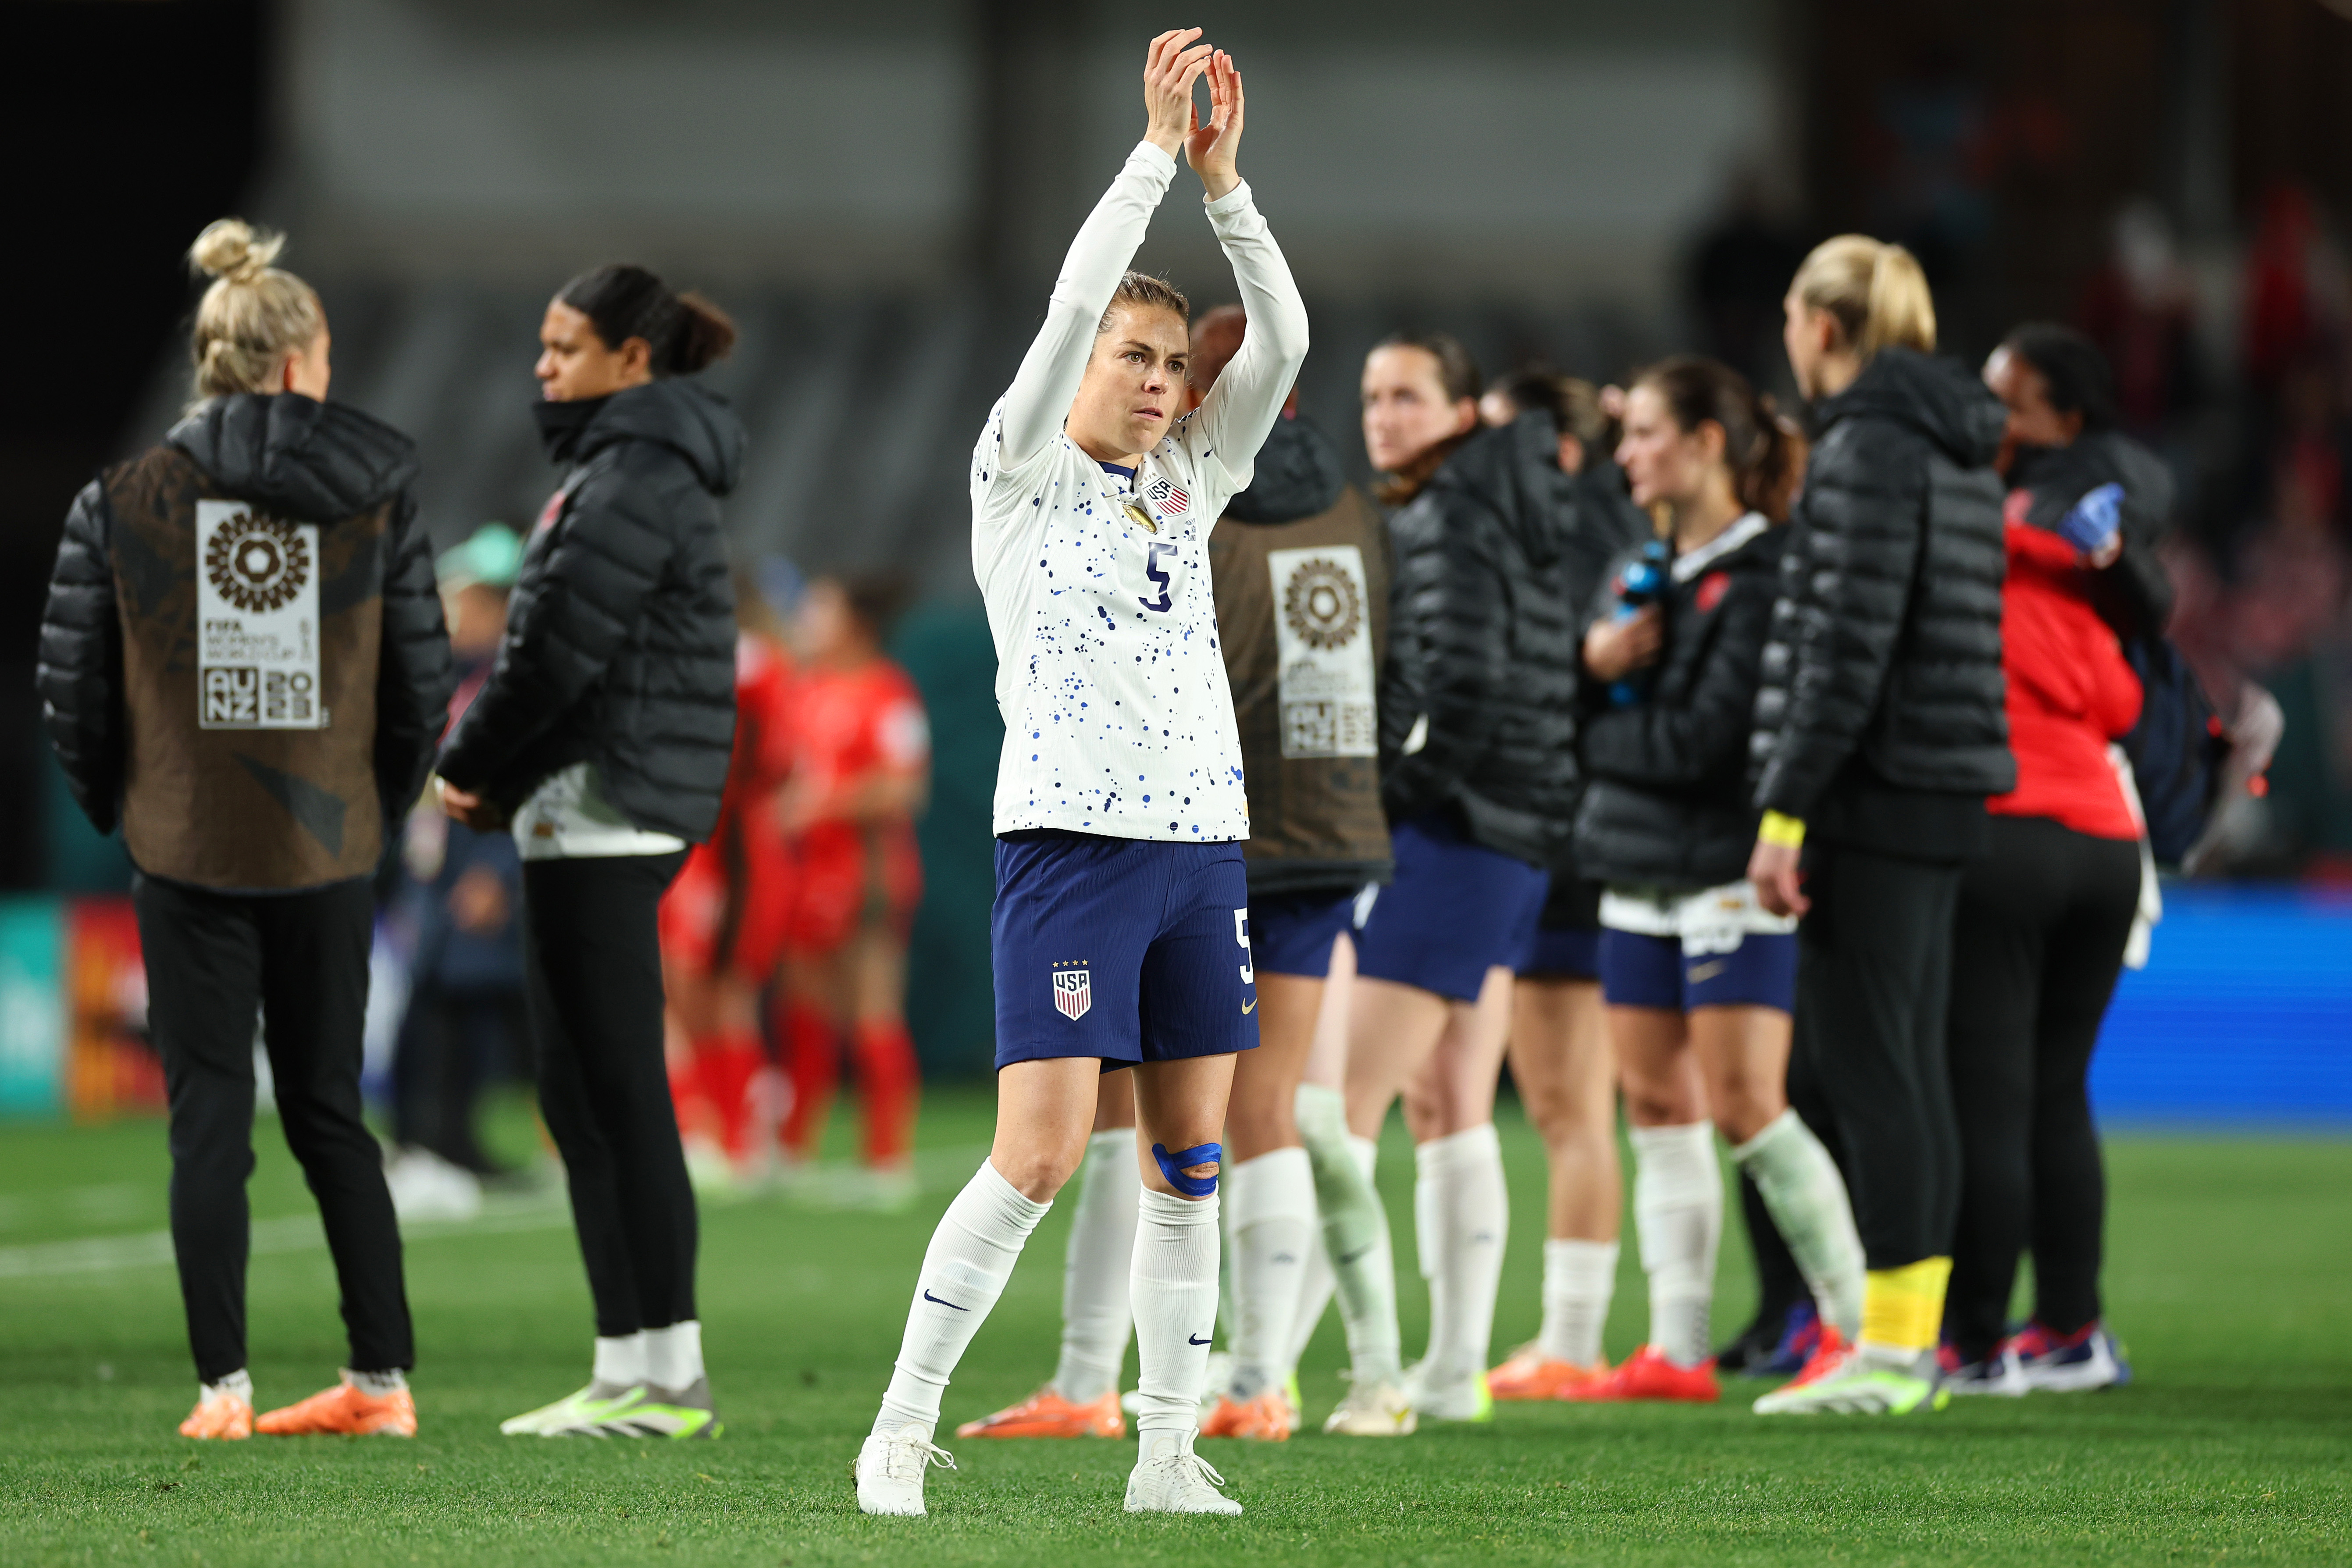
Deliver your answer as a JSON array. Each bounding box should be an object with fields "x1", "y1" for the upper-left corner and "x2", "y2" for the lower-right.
[
  {"x1": 885, "y1": 1433, "x2": 957, "y2": 1484},
  {"x1": 1146, "y1": 1450, "x2": 1229, "y2": 1493}
]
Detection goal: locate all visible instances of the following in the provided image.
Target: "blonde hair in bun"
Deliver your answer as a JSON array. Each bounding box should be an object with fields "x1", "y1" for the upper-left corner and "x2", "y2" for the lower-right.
[{"x1": 187, "y1": 218, "x2": 323, "y2": 400}]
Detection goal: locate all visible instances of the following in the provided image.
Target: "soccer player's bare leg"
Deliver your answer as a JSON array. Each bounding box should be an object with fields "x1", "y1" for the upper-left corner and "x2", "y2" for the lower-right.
[{"x1": 1490, "y1": 976, "x2": 1620, "y2": 1399}]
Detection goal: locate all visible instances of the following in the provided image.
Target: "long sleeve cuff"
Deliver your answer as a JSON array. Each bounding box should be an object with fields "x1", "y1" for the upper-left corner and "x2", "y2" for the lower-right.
[{"x1": 1203, "y1": 178, "x2": 1254, "y2": 223}]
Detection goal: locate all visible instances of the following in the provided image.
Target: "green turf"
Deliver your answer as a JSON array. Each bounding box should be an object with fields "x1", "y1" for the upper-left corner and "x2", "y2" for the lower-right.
[{"x1": 1, "y1": 1091, "x2": 2346, "y2": 1566}]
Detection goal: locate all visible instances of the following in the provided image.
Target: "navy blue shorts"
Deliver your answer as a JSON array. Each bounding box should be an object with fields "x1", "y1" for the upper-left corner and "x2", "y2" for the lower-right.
[
  {"x1": 1599, "y1": 927, "x2": 1796, "y2": 1012},
  {"x1": 1249, "y1": 888, "x2": 1356, "y2": 979},
  {"x1": 1520, "y1": 925, "x2": 1601, "y2": 980},
  {"x1": 1353, "y1": 813, "x2": 1550, "y2": 1003},
  {"x1": 991, "y1": 830, "x2": 1258, "y2": 1070}
]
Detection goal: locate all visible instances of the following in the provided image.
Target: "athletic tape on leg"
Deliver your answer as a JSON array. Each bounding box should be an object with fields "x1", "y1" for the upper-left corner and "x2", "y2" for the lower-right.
[{"x1": 1151, "y1": 1142, "x2": 1222, "y2": 1197}]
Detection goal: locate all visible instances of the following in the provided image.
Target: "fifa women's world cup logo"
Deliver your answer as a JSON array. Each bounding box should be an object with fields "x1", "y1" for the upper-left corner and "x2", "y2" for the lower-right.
[
  {"x1": 204, "y1": 512, "x2": 311, "y2": 613},
  {"x1": 1281, "y1": 556, "x2": 1362, "y2": 650}
]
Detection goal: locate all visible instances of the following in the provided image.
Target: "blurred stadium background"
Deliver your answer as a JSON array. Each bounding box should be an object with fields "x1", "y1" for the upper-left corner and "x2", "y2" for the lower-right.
[{"x1": 4, "y1": 0, "x2": 2351, "y2": 1118}]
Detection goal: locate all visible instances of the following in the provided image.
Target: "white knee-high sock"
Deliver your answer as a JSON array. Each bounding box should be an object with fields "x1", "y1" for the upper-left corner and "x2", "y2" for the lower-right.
[
  {"x1": 1295, "y1": 1083, "x2": 1403, "y2": 1382},
  {"x1": 1415, "y1": 1124, "x2": 1510, "y2": 1384},
  {"x1": 1227, "y1": 1147, "x2": 1315, "y2": 1399},
  {"x1": 1732, "y1": 1108, "x2": 1865, "y2": 1340},
  {"x1": 1051, "y1": 1130, "x2": 1139, "y2": 1402},
  {"x1": 1538, "y1": 1239, "x2": 1619, "y2": 1368},
  {"x1": 875, "y1": 1161, "x2": 1050, "y2": 1436},
  {"x1": 1290, "y1": 1232, "x2": 1337, "y2": 1371},
  {"x1": 1629, "y1": 1122, "x2": 1721, "y2": 1369},
  {"x1": 1130, "y1": 1187, "x2": 1222, "y2": 1449}
]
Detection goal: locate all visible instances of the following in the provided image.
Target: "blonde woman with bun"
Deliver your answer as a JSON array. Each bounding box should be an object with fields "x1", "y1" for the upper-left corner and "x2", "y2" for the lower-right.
[
  {"x1": 1743, "y1": 235, "x2": 2015, "y2": 1416},
  {"x1": 39, "y1": 219, "x2": 454, "y2": 1440}
]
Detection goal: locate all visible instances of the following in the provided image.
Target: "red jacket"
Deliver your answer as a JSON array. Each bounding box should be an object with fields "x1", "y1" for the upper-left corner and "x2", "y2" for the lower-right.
[{"x1": 1988, "y1": 520, "x2": 2142, "y2": 839}]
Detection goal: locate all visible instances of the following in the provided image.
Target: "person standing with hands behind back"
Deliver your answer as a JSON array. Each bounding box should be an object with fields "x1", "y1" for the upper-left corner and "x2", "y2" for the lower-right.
[
  {"x1": 40, "y1": 219, "x2": 453, "y2": 1440},
  {"x1": 435, "y1": 264, "x2": 743, "y2": 1440},
  {"x1": 1745, "y1": 237, "x2": 2014, "y2": 1417}
]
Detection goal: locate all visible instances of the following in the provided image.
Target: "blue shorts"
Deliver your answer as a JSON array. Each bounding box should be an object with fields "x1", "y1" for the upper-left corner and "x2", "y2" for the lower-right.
[
  {"x1": 992, "y1": 831, "x2": 1258, "y2": 1071},
  {"x1": 1249, "y1": 888, "x2": 1356, "y2": 979},
  {"x1": 1599, "y1": 927, "x2": 1796, "y2": 1012},
  {"x1": 1520, "y1": 925, "x2": 1601, "y2": 980},
  {"x1": 1353, "y1": 813, "x2": 1550, "y2": 1003}
]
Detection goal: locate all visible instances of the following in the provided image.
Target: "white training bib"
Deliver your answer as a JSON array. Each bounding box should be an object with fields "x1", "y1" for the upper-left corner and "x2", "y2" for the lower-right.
[
  {"x1": 1268, "y1": 544, "x2": 1376, "y2": 760},
  {"x1": 196, "y1": 499, "x2": 324, "y2": 730}
]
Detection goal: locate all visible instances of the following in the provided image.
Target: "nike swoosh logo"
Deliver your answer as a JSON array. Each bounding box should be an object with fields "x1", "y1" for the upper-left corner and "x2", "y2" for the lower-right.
[
  {"x1": 923, "y1": 1290, "x2": 969, "y2": 1311},
  {"x1": 1336, "y1": 1247, "x2": 1372, "y2": 1265},
  {"x1": 1241, "y1": 998, "x2": 1256, "y2": 1014},
  {"x1": 1189, "y1": 1333, "x2": 1212, "y2": 1346},
  {"x1": 1688, "y1": 960, "x2": 1728, "y2": 982}
]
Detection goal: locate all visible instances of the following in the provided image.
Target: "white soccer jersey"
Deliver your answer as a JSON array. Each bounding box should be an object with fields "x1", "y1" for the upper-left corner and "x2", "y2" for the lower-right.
[{"x1": 973, "y1": 141, "x2": 1308, "y2": 842}]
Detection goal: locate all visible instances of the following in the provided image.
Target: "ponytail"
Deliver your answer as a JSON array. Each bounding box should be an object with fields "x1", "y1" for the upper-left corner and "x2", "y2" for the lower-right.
[
  {"x1": 557, "y1": 264, "x2": 737, "y2": 377},
  {"x1": 1791, "y1": 235, "x2": 1936, "y2": 361},
  {"x1": 1631, "y1": 354, "x2": 1811, "y2": 523}
]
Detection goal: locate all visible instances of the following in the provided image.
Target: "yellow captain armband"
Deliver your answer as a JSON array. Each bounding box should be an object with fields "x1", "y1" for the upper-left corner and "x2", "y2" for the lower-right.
[{"x1": 1758, "y1": 811, "x2": 1807, "y2": 849}]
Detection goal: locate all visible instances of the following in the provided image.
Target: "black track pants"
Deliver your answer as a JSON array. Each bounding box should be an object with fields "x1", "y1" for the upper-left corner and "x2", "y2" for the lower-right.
[
  {"x1": 1944, "y1": 815, "x2": 2139, "y2": 1360},
  {"x1": 135, "y1": 874, "x2": 413, "y2": 1383},
  {"x1": 521, "y1": 852, "x2": 696, "y2": 1339},
  {"x1": 1791, "y1": 840, "x2": 1965, "y2": 1272}
]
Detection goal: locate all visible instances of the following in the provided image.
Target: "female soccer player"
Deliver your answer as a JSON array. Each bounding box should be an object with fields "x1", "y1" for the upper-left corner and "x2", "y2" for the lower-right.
[
  {"x1": 1746, "y1": 238, "x2": 2013, "y2": 1416},
  {"x1": 1571, "y1": 356, "x2": 1864, "y2": 1404},
  {"x1": 1471, "y1": 371, "x2": 1648, "y2": 1403},
  {"x1": 660, "y1": 573, "x2": 798, "y2": 1189},
  {"x1": 854, "y1": 32, "x2": 1306, "y2": 1517},
  {"x1": 436, "y1": 262, "x2": 742, "y2": 1440},
  {"x1": 776, "y1": 573, "x2": 930, "y2": 1204},
  {"x1": 1339, "y1": 332, "x2": 1586, "y2": 1429},
  {"x1": 40, "y1": 218, "x2": 453, "y2": 1439}
]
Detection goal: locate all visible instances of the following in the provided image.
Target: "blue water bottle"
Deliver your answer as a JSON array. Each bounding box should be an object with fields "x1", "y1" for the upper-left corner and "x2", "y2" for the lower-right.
[{"x1": 1607, "y1": 538, "x2": 1671, "y2": 707}]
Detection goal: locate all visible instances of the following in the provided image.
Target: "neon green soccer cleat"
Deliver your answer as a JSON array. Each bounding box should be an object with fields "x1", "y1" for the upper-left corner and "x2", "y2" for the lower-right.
[
  {"x1": 1752, "y1": 1347, "x2": 1949, "y2": 1415},
  {"x1": 499, "y1": 1381, "x2": 646, "y2": 1436}
]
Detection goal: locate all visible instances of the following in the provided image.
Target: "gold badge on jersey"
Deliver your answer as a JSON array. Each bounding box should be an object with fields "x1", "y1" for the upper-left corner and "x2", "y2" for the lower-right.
[{"x1": 1124, "y1": 502, "x2": 1158, "y2": 535}]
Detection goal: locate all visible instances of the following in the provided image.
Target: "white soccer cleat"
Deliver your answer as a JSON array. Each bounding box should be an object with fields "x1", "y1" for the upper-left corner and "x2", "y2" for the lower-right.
[
  {"x1": 499, "y1": 1381, "x2": 642, "y2": 1436},
  {"x1": 1320, "y1": 1375, "x2": 1417, "y2": 1436},
  {"x1": 1402, "y1": 1360, "x2": 1493, "y2": 1423},
  {"x1": 1126, "y1": 1443, "x2": 1242, "y2": 1515},
  {"x1": 856, "y1": 1424, "x2": 956, "y2": 1517}
]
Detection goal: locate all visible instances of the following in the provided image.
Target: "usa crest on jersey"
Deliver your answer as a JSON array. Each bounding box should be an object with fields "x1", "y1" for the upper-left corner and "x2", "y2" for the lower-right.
[
  {"x1": 1145, "y1": 475, "x2": 1189, "y2": 515},
  {"x1": 1052, "y1": 964, "x2": 1093, "y2": 1021}
]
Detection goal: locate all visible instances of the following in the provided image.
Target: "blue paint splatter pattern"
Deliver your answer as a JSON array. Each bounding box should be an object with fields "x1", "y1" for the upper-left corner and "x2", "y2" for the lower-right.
[{"x1": 971, "y1": 396, "x2": 1254, "y2": 843}]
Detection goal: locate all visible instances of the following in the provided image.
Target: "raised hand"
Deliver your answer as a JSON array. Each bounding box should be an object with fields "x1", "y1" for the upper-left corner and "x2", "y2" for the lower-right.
[
  {"x1": 1142, "y1": 29, "x2": 1215, "y2": 160},
  {"x1": 1185, "y1": 50, "x2": 1245, "y2": 200}
]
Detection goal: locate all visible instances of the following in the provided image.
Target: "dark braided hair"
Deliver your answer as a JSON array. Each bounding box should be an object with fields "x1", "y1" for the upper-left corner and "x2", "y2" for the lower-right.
[{"x1": 1999, "y1": 322, "x2": 2120, "y2": 434}]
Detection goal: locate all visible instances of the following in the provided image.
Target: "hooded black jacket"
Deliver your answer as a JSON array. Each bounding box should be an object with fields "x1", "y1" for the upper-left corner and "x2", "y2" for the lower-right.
[
  {"x1": 1750, "y1": 349, "x2": 2017, "y2": 845},
  {"x1": 436, "y1": 378, "x2": 744, "y2": 842},
  {"x1": 2005, "y1": 430, "x2": 2175, "y2": 641},
  {"x1": 39, "y1": 393, "x2": 452, "y2": 885},
  {"x1": 1576, "y1": 517, "x2": 1789, "y2": 888},
  {"x1": 1379, "y1": 413, "x2": 1636, "y2": 869}
]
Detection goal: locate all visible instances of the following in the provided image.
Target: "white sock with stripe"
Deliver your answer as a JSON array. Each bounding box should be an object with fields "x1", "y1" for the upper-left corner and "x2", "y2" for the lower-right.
[
  {"x1": 1130, "y1": 1187, "x2": 1222, "y2": 1447},
  {"x1": 1226, "y1": 1146, "x2": 1315, "y2": 1400},
  {"x1": 1051, "y1": 1130, "x2": 1138, "y2": 1402},
  {"x1": 1630, "y1": 1122, "x2": 1721, "y2": 1369},
  {"x1": 874, "y1": 1160, "x2": 1050, "y2": 1436}
]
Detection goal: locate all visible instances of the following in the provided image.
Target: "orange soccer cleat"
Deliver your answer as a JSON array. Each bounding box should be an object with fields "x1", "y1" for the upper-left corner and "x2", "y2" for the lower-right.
[
  {"x1": 1487, "y1": 1345, "x2": 1611, "y2": 1401},
  {"x1": 1561, "y1": 1345, "x2": 1720, "y2": 1404},
  {"x1": 1199, "y1": 1387, "x2": 1295, "y2": 1441},
  {"x1": 179, "y1": 1392, "x2": 253, "y2": 1440},
  {"x1": 255, "y1": 1377, "x2": 417, "y2": 1437},
  {"x1": 954, "y1": 1386, "x2": 1125, "y2": 1440}
]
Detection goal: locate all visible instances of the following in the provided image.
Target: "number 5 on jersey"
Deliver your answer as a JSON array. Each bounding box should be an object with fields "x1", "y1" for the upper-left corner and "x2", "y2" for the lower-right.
[{"x1": 1140, "y1": 541, "x2": 1177, "y2": 613}]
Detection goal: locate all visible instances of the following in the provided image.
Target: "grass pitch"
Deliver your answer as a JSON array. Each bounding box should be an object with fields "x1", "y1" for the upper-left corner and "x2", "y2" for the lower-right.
[{"x1": 1, "y1": 1090, "x2": 2346, "y2": 1566}]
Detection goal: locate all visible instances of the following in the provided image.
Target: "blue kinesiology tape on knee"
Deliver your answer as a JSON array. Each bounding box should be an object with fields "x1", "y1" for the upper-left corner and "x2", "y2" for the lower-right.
[{"x1": 1151, "y1": 1141, "x2": 1222, "y2": 1197}]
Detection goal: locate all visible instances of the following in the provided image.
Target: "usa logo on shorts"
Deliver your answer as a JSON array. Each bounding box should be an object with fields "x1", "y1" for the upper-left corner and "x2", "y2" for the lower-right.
[{"x1": 1052, "y1": 965, "x2": 1092, "y2": 1022}]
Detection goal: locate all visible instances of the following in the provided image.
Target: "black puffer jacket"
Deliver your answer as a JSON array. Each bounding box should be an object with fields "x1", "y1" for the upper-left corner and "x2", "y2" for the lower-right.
[
  {"x1": 1576, "y1": 518, "x2": 1787, "y2": 888},
  {"x1": 39, "y1": 393, "x2": 451, "y2": 879},
  {"x1": 2006, "y1": 431, "x2": 2175, "y2": 641},
  {"x1": 436, "y1": 379, "x2": 743, "y2": 841},
  {"x1": 1378, "y1": 413, "x2": 1597, "y2": 868},
  {"x1": 1750, "y1": 349, "x2": 2017, "y2": 824}
]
